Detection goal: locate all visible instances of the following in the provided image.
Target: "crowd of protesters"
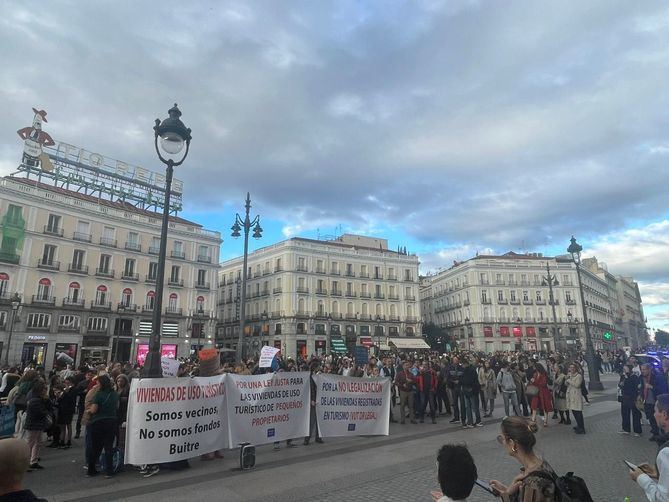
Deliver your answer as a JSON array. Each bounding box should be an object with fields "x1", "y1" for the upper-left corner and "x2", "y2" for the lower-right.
[{"x1": 0, "y1": 345, "x2": 664, "y2": 501}]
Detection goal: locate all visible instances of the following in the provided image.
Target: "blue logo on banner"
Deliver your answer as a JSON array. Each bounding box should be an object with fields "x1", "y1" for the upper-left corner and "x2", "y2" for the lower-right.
[
  {"x1": 348, "y1": 423, "x2": 356, "y2": 432},
  {"x1": 267, "y1": 428, "x2": 276, "y2": 438}
]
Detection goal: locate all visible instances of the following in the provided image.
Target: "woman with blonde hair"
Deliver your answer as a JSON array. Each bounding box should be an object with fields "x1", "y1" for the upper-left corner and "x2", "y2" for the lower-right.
[{"x1": 490, "y1": 417, "x2": 558, "y2": 501}]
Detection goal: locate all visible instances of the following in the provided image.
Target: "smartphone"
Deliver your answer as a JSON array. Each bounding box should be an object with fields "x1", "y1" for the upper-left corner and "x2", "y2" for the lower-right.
[
  {"x1": 475, "y1": 479, "x2": 498, "y2": 495},
  {"x1": 624, "y1": 460, "x2": 638, "y2": 470}
]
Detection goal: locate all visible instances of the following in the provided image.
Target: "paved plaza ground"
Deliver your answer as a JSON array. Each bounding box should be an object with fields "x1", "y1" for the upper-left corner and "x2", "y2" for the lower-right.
[{"x1": 24, "y1": 373, "x2": 656, "y2": 501}]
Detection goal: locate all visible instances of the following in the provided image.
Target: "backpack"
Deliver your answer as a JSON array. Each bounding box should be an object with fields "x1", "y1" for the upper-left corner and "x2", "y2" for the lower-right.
[
  {"x1": 531, "y1": 470, "x2": 594, "y2": 502},
  {"x1": 99, "y1": 447, "x2": 124, "y2": 473}
]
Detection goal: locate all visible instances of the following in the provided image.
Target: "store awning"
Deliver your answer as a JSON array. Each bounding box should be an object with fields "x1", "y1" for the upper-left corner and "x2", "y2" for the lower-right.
[
  {"x1": 331, "y1": 337, "x2": 347, "y2": 353},
  {"x1": 360, "y1": 337, "x2": 374, "y2": 348},
  {"x1": 389, "y1": 337, "x2": 431, "y2": 349}
]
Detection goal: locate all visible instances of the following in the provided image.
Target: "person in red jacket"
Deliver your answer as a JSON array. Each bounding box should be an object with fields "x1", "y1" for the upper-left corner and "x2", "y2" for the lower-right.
[
  {"x1": 416, "y1": 361, "x2": 438, "y2": 424},
  {"x1": 530, "y1": 363, "x2": 553, "y2": 427}
]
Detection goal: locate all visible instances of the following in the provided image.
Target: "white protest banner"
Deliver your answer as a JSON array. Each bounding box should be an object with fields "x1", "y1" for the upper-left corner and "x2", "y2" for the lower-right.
[
  {"x1": 161, "y1": 357, "x2": 180, "y2": 377},
  {"x1": 315, "y1": 374, "x2": 391, "y2": 437},
  {"x1": 227, "y1": 372, "x2": 310, "y2": 446},
  {"x1": 125, "y1": 375, "x2": 228, "y2": 465},
  {"x1": 259, "y1": 346, "x2": 280, "y2": 368}
]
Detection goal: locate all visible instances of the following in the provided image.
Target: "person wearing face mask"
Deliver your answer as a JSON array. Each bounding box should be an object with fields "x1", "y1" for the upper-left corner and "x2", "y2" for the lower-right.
[{"x1": 490, "y1": 417, "x2": 558, "y2": 501}]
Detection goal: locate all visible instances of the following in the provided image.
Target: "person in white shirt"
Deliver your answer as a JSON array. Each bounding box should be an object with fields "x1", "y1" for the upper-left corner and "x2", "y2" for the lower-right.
[
  {"x1": 630, "y1": 393, "x2": 669, "y2": 501},
  {"x1": 431, "y1": 444, "x2": 477, "y2": 501}
]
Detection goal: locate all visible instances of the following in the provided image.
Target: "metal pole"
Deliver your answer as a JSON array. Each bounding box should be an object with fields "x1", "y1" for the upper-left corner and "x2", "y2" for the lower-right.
[
  {"x1": 3, "y1": 307, "x2": 16, "y2": 367},
  {"x1": 574, "y1": 261, "x2": 603, "y2": 391},
  {"x1": 545, "y1": 263, "x2": 561, "y2": 353},
  {"x1": 235, "y1": 195, "x2": 252, "y2": 362},
  {"x1": 145, "y1": 161, "x2": 173, "y2": 377}
]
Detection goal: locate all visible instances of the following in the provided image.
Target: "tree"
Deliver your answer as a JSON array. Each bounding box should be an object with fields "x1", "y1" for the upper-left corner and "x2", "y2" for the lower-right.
[
  {"x1": 422, "y1": 322, "x2": 450, "y2": 352},
  {"x1": 655, "y1": 329, "x2": 669, "y2": 348}
]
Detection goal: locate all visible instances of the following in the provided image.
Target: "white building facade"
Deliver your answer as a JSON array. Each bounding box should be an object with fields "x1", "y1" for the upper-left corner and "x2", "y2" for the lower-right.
[
  {"x1": 217, "y1": 235, "x2": 421, "y2": 359},
  {"x1": 420, "y1": 252, "x2": 621, "y2": 353},
  {"x1": 0, "y1": 176, "x2": 221, "y2": 370}
]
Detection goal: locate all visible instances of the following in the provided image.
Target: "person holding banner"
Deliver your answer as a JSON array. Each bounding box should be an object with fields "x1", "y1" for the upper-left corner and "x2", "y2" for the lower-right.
[
  {"x1": 87, "y1": 375, "x2": 119, "y2": 478},
  {"x1": 304, "y1": 361, "x2": 324, "y2": 445}
]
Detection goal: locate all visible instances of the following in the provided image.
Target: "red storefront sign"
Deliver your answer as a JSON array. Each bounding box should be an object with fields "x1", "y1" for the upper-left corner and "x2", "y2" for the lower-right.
[
  {"x1": 500, "y1": 326, "x2": 510, "y2": 337},
  {"x1": 513, "y1": 326, "x2": 522, "y2": 337},
  {"x1": 526, "y1": 327, "x2": 536, "y2": 337},
  {"x1": 484, "y1": 326, "x2": 493, "y2": 337}
]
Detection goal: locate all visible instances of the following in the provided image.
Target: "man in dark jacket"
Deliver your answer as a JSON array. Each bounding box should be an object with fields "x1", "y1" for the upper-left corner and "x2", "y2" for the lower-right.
[
  {"x1": 460, "y1": 358, "x2": 482, "y2": 428},
  {"x1": 447, "y1": 357, "x2": 465, "y2": 425},
  {"x1": 0, "y1": 439, "x2": 49, "y2": 501}
]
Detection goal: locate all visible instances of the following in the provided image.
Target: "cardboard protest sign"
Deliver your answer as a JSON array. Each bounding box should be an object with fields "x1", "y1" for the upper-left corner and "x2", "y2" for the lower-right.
[
  {"x1": 125, "y1": 375, "x2": 228, "y2": 464},
  {"x1": 259, "y1": 346, "x2": 280, "y2": 368},
  {"x1": 226, "y1": 372, "x2": 310, "y2": 446},
  {"x1": 161, "y1": 357, "x2": 180, "y2": 377},
  {"x1": 315, "y1": 374, "x2": 391, "y2": 437}
]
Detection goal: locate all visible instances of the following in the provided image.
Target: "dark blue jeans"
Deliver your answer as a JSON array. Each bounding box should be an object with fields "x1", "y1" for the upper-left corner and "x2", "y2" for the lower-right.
[
  {"x1": 621, "y1": 403, "x2": 642, "y2": 434},
  {"x1": 464, "y1": 392, "x2": 481, "y2": 425}
]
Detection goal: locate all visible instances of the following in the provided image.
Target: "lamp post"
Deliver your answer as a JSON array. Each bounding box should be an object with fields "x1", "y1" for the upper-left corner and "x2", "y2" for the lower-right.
[
  {"x1": 231, "y1": 193, "x2": 262, "y2": 362},
  {"x1": 541, "y1": 262, "x2": 561, "y2": 353},
  {"x1": 375, "y1": 314, "x2": 382, "y2": 355},
  {"x1": 261, "y1": 311, "x2": 268, "y2": 350},
  {"x1": 568, "y1": 236, "x2": 603, "y2": 391},
  {"x1": 3, "y1": 293, "x2": 21, "y2": 367},
  {"x1": 144, "y1": 104, "x2": 192, "y2": 378}
]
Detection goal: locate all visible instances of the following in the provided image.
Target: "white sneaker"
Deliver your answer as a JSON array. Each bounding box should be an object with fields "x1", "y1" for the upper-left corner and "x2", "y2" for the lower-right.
[
  {"x1": 618, "y1": 431, "x2": 630, "y2": 435},
  {"x1": 634, "y1": 433, "x2": 641, "y2": 437}
]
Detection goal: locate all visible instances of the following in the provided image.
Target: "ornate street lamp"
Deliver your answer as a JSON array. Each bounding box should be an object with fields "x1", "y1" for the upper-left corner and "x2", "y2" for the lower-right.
[
  {"x1": 232, "y1": 193, "x2": 262, "y2": 361},
  {"x1": 144, "y1": 104, "x2": 192, "y2": 378},
  {"x1": 567, "y1": 236, "x2": 603, "y2": 391},
  {"x1": 3, "y1": 293, "x2": 21, "y2": 367},
  {"x1": 541, "y1": 262, "x2": 561, "y2": 352},
  {"x1": 375, "y1": 314, "x2": 383, "y2": 354}
]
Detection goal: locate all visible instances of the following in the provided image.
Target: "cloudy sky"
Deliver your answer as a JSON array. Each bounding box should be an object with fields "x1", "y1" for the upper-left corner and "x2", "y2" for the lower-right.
[{"x1": 2, "y1": 1, "x2": 669, "y2": 332}]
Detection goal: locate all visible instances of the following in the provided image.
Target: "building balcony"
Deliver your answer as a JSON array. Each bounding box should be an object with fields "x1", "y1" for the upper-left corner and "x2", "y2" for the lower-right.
[
  {"x1": 168, "y1": 279, "x2": 184, "y2": 287},
  {"x1": 535, "y1": 300, "x2": 546, "y2": 305},
  {"x1": 270, "y1": 311, "x2": 283, "y2": 319},
  {"x1": 403, "y1": 276, "x2": 415, "y2": 283},
  {"x1": 273, "y1": 287, "x2": 282, "y2": 294},
  {"x1": 389, "y1": 315, "x2": 400, "y2": 322},
  {"x1": 253, "y1": 271, "x2": 262, "y2": 278},
  {"x1": 100, "y1": 237, "x2": 117, "y2": 248},
  {"x1": 58, "y1": 324, "x2": 80, "y2": 333},
  {"x1": 387, "y1": 274, "x2": 397, "y2": 281},
  {"x1": 195, "y1": 282, "x2": 211, "y2": 290},
  {"x1": 481, "y1": 299, "x2": 492, "y2": 304},
  {"x1": 374, "y1": 293, "x2": 385, "y2": 299},
  {"x1": 62, "y1": 297, "x2": 85, "y2": 307},
  {"x1": 117, "y1": 303, "x2": 137, "y2": 312},
  {"x1": 125, "y1": 242, "x2": 141, "y2": 252},
  {"x1": 359, "y1": 272, "x2": 370, "y2": 278},
  {"x1": 295, "y1": 266, "x2": 308, "y2": 272},
  {"x1": 73, "y1": 231, "x2": 92, "y2": 243},
  {"x1": 566, "y1": 299, "x2": 577, "y2": 305},
  {"x1": 95, "y1": 268, "x2": 115, "y2": 279},
  {"x1": 121, "y1": 272, "x2": 139, "y2": 281},
  {"x1": 86, "y1": 326, "x2": 108, "y2": 334},
  {"x1": 165, "y1": 307, "x2": 183, "y2": 316},
  {"x1": 171, "y1": 250, "x2": 186, "y2": 260},
  {"x1": 37, "y1": 259, "x2": 60, "y2": 271},
  {"x1": 497, "y1": 299, "x2": 508, "y2": 304},
  {"x1": 463, "y1": 300, "x2": 470, "y2": 306},
  {"x1": 260, "y1": 289, "x2": 270, "y2": 297},
  {"x1": 193, "y1": 310, "x2": 211, "y2": 318},
  {"x1": 295, "y1": 311, "x2": 311, "y2": 319},
  {"x1": 345, "y1": 271, "x2": 356, "y2": 278},
  {"x1": 0, "y1": 251, "x2": 20, "y2": 264},
  {"x1": 360, "y1": 292, "x2": 371, "y2": 298},
  {"x1": 315, "y1": 268, "x2": 326, "y2": 274},
  {"x1": 331, "y1": 289, "x2": 342, "y2": 297},
  {"x1": 345, "y1": 291, "x2": 357, "y2": 298},
  {"x1": 296, "y1": 287, "x2": 309, "y2": 294},
  {"x1": 330, "y1": 269, "x2": 341, "y2": 276},
  {"x1": 345, "y1": 313, "x2": 357, "y2": 320},
  {"x1": 145, "y1": 275, "x2": 156, "y2": 284},
  {"x1": 316, "y1": 288, "x2": 328, "y2": 295},
  {"x1": 330, "y1": 313, "x2": 343, "y2": 320},
  {"x1": 32, "y1": 295, "x2": 56, "y2": 305},
  {"x1": 197, "y1": 255, "x2": 212, "y2": 263},
  {"x1": 405, "y1": 316, "x2": 418, "y2": 323},
  {"x1": 274, "y1": 266, "x2": 283, "y2": 272},
  {"x1": 90, "y1": 301, "x2": 111, "y2": 311},
  {"x1": 522, "y1": 300, "x2": 533, "y2": 305},
  {"x1": 388, "y1": 294, "x2": 399, "y2": 301},
  {"x1": 68, "y1": 263, "x2": 89, "y2": 275},
  {"x1": 43, "y1": 225, "x2": 63, "y2": 237},
  {"x1": 549, "y1": 299, "x2": 560, "y2": 306},
  {"x1": 148, "y1": 246, "x2": 160, "y2": 255},
  {"x1": 142, "y1": 305, "x2": 154, "y2": 313},
  {"x1": 405, "y1": 295, "x2": 416, "y2": 301},
  {"x1": 374, "y1": 274, "x2": 383, "y2": 280},
  {"x1": 509, "y1": 299, "x2": 520, "y2": 305},
  {"x1": 314, "y1": 311, "x2": 328, "y2": 319}
]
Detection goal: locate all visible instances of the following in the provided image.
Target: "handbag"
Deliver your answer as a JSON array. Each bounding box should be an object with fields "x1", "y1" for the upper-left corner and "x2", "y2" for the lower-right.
[
  {"x1": 635, "y1": 395, "x2": 645, "y2": 412},
  {"x1": 44, "y1": 412, "x2": 54, "y2": 431},
  {"x1": 525, "y1": 384, "x2": 539, "y2": 398}
]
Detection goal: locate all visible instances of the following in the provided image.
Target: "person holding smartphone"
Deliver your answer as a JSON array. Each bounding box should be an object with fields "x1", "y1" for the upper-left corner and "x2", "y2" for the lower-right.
[{"x1": 630, "y1": 393, "x2": 669, "y2": 500}]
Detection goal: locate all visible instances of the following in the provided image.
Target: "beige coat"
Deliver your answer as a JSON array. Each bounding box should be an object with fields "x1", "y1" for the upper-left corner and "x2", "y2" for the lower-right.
[
  {"x1": 81, "y1": 386, "x2": 99, "y2": 426},
  {"x1": 566, "y1": 372, "x2": 583, "y2": 411}
]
